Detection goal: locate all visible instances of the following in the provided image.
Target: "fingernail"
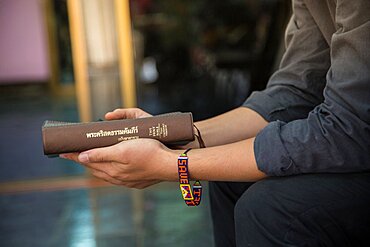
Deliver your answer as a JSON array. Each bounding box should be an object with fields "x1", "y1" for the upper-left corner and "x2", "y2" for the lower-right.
[
  {"x1": 78, "y1": 153, "x2": 89, "y2": 163},
  {"x1": 59, "y1": 154, "x2": 68, "y2": 159}
]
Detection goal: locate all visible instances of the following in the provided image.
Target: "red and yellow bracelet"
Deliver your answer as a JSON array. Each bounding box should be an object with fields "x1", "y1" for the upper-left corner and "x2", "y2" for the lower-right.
[{"x1": 177, "y1": 148, "x2": 202, "y2": 206}]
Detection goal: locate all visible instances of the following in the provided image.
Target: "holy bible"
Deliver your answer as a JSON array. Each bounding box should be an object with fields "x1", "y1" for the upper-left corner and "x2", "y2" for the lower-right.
[{"x1": 42, "y1": 112, "x2": 195, "y2": 156}]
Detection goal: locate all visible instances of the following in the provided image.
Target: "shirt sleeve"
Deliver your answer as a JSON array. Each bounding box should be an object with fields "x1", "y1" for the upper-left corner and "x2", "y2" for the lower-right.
[
  {"x1": 244, "y1": 0, "x2": 370, "y2": 176},
  {"x1": 244, "y1": 0, "x2": 331, "y2": 122}
]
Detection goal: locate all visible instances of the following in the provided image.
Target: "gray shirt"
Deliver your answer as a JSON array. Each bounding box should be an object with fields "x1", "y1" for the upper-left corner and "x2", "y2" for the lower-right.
[{"x1": 243, "y1": 0, "x2": 370, "y2": 176}]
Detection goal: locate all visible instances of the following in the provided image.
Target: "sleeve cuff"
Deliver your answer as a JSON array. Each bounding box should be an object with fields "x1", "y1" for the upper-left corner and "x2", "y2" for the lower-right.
[
  {"x1": 254, "y1": 121, "x2": 300, "y2": 176},
  {"x1": 243, "y1": 91, "x2": 280, "y2": 122}
]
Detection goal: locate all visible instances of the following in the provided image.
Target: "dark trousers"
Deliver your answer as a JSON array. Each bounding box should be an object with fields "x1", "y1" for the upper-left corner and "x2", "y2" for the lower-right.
[{"x1": 209, "y1": 173, "x2": 370, "y2": 247}]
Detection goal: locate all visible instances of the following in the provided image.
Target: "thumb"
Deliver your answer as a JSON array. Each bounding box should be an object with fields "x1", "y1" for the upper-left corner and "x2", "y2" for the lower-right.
[
  {"x1": 78, "y1": 146, "x2": 118, "y2": 163},
  {"x1": 105, "y1": 108, "x2": 152, "y2": 120}
]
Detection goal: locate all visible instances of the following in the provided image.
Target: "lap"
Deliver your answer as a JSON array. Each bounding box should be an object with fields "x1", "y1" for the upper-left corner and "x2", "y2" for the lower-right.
[{"x1": 233, "y1": 173, "x2": 370, "y2": 246}]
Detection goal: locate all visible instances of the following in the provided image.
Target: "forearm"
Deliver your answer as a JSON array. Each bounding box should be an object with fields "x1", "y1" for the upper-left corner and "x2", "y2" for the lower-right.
[
  {"x1": 61, "y1": 135, "x2": 266, "y2": 187},
  {"x1": 163, "y1": 138, "x2": 267, "y2": 182},
  {"x1": 190, "y1": 107, "x2": 268, "y2": 148}
]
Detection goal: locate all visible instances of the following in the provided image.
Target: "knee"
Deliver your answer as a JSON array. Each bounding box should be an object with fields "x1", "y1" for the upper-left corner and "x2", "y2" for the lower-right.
[{"x1": 234, "y1": 179, "x2": 281, "y2": 219}]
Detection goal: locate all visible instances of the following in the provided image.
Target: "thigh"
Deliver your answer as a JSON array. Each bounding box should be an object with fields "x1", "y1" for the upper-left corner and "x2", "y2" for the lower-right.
[
  {"x1": 234, "y1": 173, "x2": 370, "y2": 247},
  {"x1": 209, "y1": 182, "x2": 254, "y2": 247}
]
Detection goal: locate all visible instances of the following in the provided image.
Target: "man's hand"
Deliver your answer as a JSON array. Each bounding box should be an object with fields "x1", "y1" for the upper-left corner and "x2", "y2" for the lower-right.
[
  {"x1": 61, "y1": 138, "x2": 177, "y2": 189},
  {"x1": 61, "y1": 107, "x2": 173, "y2": 189}
]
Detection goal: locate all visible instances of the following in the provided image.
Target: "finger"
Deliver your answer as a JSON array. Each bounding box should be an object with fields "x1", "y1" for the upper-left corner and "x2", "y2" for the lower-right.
[
  {"x1": 59, "y1": 153, "x2": 80, "y2": 162},
  {"x1": 88, "y1": 168, "x2": 123, "y2": 185},
  {"x1": 78, "y1": 145, "x2": 124, "y2": 164},
  {"x1": 89, "y1": 168, "x2": 158, "y2": 188},
  {"x1": 121, "y1": 180, "x2": 160, "y2": 189},
  {"x1": 60, "y1": 152, "x2": 128, "y2": 183},
  {"x1": 60, "y1": 152, "x2": 118, "y2": 177},
  {"x1": 60, "y1": 151, "x2": 117, "y2": 173},
  {"x1": 77, "y1": 160, "x2": 117, "y2": 174},
  {"x1": 105, "y1": 108, "x2": 151, "y2": 120}
]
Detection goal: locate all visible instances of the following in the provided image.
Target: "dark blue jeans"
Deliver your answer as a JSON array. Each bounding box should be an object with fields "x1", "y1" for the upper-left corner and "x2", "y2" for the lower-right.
[{"x1": 210, "y1": 173, "x2": 370, "y2": 246}]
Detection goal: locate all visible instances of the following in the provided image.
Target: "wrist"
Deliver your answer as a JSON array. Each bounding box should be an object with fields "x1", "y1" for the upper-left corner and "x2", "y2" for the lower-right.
[{"x1": 160, "y1": 148, "x2": 181, "y2": 181}]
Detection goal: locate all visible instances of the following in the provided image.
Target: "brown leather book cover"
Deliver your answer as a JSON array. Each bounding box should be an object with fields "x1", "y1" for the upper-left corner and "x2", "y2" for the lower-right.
[{"x1": 42, "y1": 112, "x2": 195, "y2": 156}]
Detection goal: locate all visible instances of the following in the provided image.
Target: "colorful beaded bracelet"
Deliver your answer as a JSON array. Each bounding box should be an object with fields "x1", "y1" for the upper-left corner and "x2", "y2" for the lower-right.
[{"x1": 177, "y1": 148, "x2": 202, "y2": 206}]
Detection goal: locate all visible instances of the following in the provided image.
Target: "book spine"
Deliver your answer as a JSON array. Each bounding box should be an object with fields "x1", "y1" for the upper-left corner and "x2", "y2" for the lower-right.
[{"x1": 42, "y1": 113, "x2": 194, "y2": 155}]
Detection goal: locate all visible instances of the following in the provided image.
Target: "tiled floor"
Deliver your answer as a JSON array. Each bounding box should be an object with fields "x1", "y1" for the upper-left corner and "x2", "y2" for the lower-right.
[
  {"x1": 0, "y1": 84, "x2": 214, "y2": 247},
  {"x1": 0, "y1": 185, "x2": 213, "y2": 247}
]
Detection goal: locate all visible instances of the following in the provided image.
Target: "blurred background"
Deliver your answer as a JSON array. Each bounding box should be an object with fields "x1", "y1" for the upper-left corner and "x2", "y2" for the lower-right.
[{"x1": 0, "y1": 0, "x2": 290, "y2": 246}]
